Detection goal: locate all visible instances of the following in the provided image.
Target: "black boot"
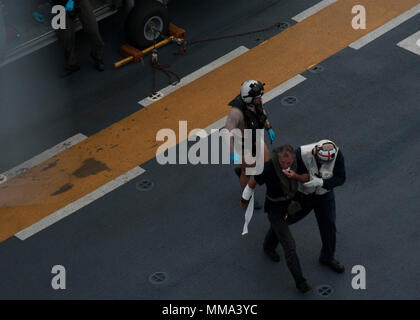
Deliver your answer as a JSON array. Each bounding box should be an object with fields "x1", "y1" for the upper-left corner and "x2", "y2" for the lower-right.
[
  {"x1": 296, "y1": 281, "x2": 312, "y2": 293},
  {"x1": 61, "y1": 64, "x2": 80, "y2": 77},
  {"x1": 91, "y1": 53, "x2": 105, "y2": 72},
  {"x1": 319, "y1": 258, "x2": 345, "y2": 274}
]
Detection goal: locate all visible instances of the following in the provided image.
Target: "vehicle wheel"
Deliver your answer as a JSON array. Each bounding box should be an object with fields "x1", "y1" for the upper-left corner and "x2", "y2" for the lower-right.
[{"x1": 125, "y1": 0, "x2": 169, "y2": 49}]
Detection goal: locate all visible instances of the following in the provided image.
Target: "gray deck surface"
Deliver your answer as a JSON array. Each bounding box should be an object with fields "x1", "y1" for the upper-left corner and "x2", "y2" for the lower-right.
[{"x1": 0, "y1": 0, "x2": 419, "y2": 300}]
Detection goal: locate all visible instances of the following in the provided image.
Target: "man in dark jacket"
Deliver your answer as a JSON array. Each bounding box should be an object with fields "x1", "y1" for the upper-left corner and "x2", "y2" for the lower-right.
[
  {"x1": 240, "y1": 144, "x2": 313, "y2": 293},
  {"x1": 53, "y1": 0, "x2": 105, "y2": 75}
]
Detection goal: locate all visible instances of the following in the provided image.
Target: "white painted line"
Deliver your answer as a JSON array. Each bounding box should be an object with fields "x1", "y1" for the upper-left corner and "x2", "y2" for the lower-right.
[
  {"x1": 292, "y1": 0, "x2": 338, "y2": 22},
  {"x1": 182, "y1": 75, "x2": 307, "y2": 166},
  {"x1": 1, "y1": 133, "x2": 88, "y2": 183},
  {"x1": 397, "y1": 30, "x2": 420, "y2": 56},
  {"x1": 203, "y1": 117, "x2": 228, "y2": 134},
  {"x1": 15, "y1": 166, "x2": 146, "y2": 240},
  {"x1": 13, "y1": 73, "x2": 306, "y2": 240},
  {"x1": 191, "y1": 74, "x2": 307, "y2": 138},
  {"x1": 138, "y1": 46, "x2": 250, "y2": 107},
  {"x1": 263, "y1": 75, "x2": 307, "y2": 104},
  {"x1": 349, "y1": 4, "x2": 420, "y2": 50}
]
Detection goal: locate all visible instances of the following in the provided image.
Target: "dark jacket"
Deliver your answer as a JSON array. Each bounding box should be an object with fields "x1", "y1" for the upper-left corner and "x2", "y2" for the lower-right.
[{"x1": 255, "y1": 151, "x2": 308, "y2": 213}]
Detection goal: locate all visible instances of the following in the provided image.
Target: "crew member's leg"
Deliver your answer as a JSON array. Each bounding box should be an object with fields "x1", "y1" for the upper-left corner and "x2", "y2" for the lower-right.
[
  {"x1": 314, "y1": 191, "x2": 336, "y2": 262},
  {"x1": 267, "y1": 211, "x2": 309, "y2": 290},
  {"x1": 56, "y1": 14, "x2": 78, "y2": 68},
  {"x1": 78, "y1": 0, "x2": 104, "y2": 63},
  {"x1": 263, "y1": 226, "x2": 280, "y2": 262},
  {"x1": 239, "y1": 161, "x2": 250, "y2": 190},
  {"x1": 239, "y1": 141, "x2": 269, "y2": 188},
  {"x1": 264, "y1": 193, "x2": 314, "y2": 262},
  {"x1": 263, "y1": 141, "x2": 270, "y2": 162},
  {"x1": 263, "y1": 226, "x2": 278, "y2": 250},
  {"x1": 239, "y1": 161, "x2": 263, "y2": 210}
]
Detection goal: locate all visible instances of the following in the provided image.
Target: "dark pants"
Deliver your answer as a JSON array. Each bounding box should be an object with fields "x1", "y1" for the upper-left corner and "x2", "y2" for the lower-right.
[
  {"x1": 264, "y1": 210, "x2": 306, "y2": 285},
  {"x1": 262, "y1": 190, "x2": 338, "y2": 283},
  {"x1": 313, "y1": 191, "x2": 336, "y2": 262},
  {"x1": 56, "y1": 0, "x2": 104, "y2": 66},
  {"x1": 285, "y1": 191, "x2": 337, "y2": 261}
]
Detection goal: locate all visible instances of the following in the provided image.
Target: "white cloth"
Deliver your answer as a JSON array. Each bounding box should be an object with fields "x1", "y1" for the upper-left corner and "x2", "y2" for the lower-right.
[
  {"x1": 242, "y1": 195, "x2": 254, "y2": 235},
  {"x1": 242, "y1": 185, "x2": 253, "y2": 200}
]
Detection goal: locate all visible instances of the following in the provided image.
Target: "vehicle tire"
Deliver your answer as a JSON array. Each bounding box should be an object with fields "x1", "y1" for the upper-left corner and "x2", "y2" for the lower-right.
[{"x1": 125, "y1": 0, "x2": 169, "y2": 49}]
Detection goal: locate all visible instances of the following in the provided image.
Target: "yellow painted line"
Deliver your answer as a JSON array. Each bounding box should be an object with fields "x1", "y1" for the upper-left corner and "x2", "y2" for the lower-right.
[{"x1": 0, "y1": 0, "x2": 418, "y2": 242}]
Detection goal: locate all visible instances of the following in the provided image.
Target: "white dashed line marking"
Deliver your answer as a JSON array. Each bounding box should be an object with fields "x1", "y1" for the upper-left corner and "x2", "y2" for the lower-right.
[
  {"x1": 15, "y1": 166, "x2": 146, "y2": 240},
  {"x1": 292, "y1": 0, "x2": 338, "y2": 23},
  {"x1": 138, "y1": 46, "x2": 249, "y2": 107},
  {"x1": 1, "y1": 133, "x2": 87, "y2": 182},
  {"x1": 349, "y1": 4, "x2": 420, "y2": 50},
  {"x1": 397, "y1": 30, "x2": 420, "y2": 56}
]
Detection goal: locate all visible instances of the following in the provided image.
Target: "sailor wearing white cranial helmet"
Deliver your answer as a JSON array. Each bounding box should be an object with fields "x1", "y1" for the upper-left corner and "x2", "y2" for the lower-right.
[
  {"x1": 296, "y1": 139, "x2": 346, "y2": 274},
  {"x1": 298, "y1": 139, "x2": 339, "y2": 195},
  {"x1": 225, "y1": 80, "x2": 276, "y2": 210},
  {"x1": 314, "y1": 140, "x2": 338, "y2": 162}
]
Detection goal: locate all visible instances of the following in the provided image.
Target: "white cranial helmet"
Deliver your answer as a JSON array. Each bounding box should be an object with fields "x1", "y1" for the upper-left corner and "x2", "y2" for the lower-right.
[
  {"x1": 240, "y1": 80, "x2": 265, "y2": 104},
  {"x1": 314, "y1": 139, "x2": 337, "y2": 162}
]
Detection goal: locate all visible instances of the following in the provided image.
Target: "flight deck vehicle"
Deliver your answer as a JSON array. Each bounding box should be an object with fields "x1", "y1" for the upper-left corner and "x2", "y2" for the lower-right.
[{"x1": 0, "y1": 0, "x2": 171, "y2": 66}]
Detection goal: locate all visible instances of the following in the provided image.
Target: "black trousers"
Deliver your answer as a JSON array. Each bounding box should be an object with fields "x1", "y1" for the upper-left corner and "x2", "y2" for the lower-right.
[
  {"x1": 264, "y1": 210, "x2": 306, "y2": 285},
  {"x1": 56, "y1": 0, "x2": 104, "y2": 66},
  {"x1": 313, "y1": 191, "x2": 336, "y2": 262},
  {"x1": 281, "y1": 191, "x2": 337, "y2": 262}
]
